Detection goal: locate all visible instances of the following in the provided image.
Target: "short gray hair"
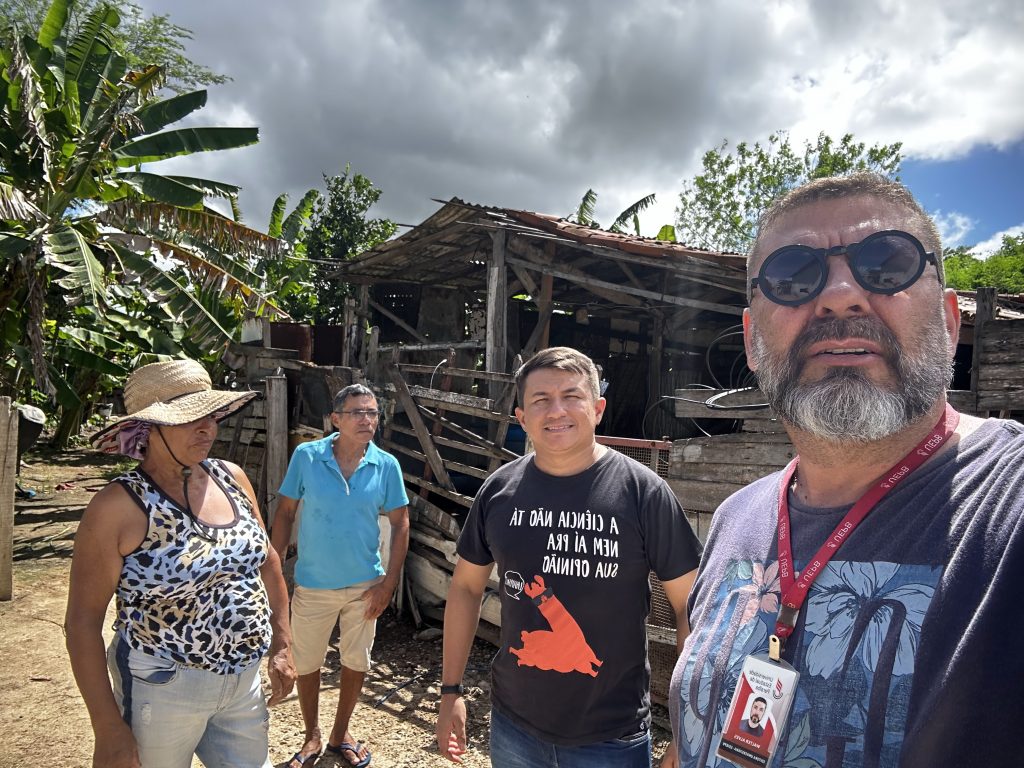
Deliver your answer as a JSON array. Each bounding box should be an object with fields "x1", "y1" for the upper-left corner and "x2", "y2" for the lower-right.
[{"x1": 333, "y1": 383, "x2": 375, "y2": 412}]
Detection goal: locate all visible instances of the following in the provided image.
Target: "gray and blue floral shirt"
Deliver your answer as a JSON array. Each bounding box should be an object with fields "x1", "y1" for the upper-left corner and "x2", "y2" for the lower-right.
[{"x1": 670, "y1": 418, "x2": 1024, "y2": 768}]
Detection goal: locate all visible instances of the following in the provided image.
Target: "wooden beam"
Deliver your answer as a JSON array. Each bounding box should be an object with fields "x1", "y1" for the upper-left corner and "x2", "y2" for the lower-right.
[
  {"x1": 368, "y1": 297, "x2": 429, "y2": 344},
  {"x1": 521, "y1": 273, "x2": 554, "y2": 358},
  {"x1": 420, "y1": 348, "x2": 455, "y2": 497},
  {"x1": 398, "y1": 364, "x2": 515, "y2": 384},
  {"x1": 379, "y1": 340, "x2": 484, "y2": 353},
  {"x1": 390, "y1": 422, "x2": 505, "y2": 461},
  {"x1": 402, "y1": 472, "x2": 473, "y2": 507},
  {"x1": 387, "y1": 364, "x2": 455, "y2": 491},
  {"x1": 487, "y1": 229, "x2": 509, "y2": 373},
  {"x1": 1, "y1": 398, "x2": 18, "y2": 600},
  {"x1": 264, "y1": 376, "x2": 288, "y2": 526},
  {"x1": 508, "y1": 261, "x2": 538, "y2": 297},
  {"x1": 970, "y1": 287, "x2": 995, "y2": 410},
  {"x1": 507, "y1": 254, "x2": 743, "y2": 316},
  {"x1": 507, "y1": 247, "x2": 645, "y2": 308},
  {"x1": 418, "y1": 406, "x2": 520, "y2": 461}
]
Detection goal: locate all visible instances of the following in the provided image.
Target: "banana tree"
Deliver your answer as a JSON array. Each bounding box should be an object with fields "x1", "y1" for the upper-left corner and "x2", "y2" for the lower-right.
[
  {"x1": 1, "y1": 0, "x2": 285, "y2": 443},
  {"x1": 568, "y1": 189, "x2": 658, "y2": 235}
]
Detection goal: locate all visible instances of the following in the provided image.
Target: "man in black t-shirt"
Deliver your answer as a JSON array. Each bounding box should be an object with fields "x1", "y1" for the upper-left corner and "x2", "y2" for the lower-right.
[{"x1": 436, "y1": 347, "x2": 702, "y2": 768}]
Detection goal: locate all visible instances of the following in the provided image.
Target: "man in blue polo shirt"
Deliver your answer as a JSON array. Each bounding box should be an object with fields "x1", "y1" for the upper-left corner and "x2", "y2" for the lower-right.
[{"x1": 272, "y1": 383, "x2": 409, "y2": 768}]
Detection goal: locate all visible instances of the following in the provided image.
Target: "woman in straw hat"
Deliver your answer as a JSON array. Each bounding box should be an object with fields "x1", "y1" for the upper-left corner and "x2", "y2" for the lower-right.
[{"x1": 65, "y1": 358, "x2": 297, "y2": 768}]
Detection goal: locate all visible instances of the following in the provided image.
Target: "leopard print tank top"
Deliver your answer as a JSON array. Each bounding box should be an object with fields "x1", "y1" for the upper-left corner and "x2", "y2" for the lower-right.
[{"x1": 113, "y1": 458, "x2": 272, "y2": 674}]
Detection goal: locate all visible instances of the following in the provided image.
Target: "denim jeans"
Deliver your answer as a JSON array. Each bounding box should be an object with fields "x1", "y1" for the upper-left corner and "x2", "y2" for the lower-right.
[
  {"x1": 107, "y1": 636, "x2": 272, "y2": 768},
  {"x1": 489, "y1": 707, "x2": 652, "y2": 768}
]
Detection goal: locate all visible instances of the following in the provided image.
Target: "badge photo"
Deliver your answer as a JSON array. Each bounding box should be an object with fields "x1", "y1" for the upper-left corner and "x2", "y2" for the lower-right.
[{"x1": 716, "y1": 653, "x2": 799, "y2": 768}]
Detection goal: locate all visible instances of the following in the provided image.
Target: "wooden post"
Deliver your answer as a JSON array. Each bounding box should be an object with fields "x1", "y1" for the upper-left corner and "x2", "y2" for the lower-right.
[
  {"x1": 522, "y1": 273, "x2": 554, "y2": 358},
  {"x1": 486, "y1": 230, "x2": 508, "y2": 375},
  {"x1": 488, "y1": 354, "x2": 522, "y2": 473},
  {"x1": 341, "y1": 297, "x2": 357, "y2": 367},
  {"x1": 264, "y1": 376, "x2": 288, "y2": 526},
  {"x1": 261, "y1": 316, "x2": 273, "y2": 348},
  {"x1": 970, "y1": 287, "x2": 996, "y2": 413},
  {"x1": 0, "y1": 398, "x2": 18, "y2": 601},
  {"x1": 365, "y1": 326, "x2": 380, "y2": 381},
  {"x1": 421, "y1": 348, "x2": 456, "y2": 497},
  {"x1": 386, "y1": 363, "x2": 455, "y2": 492}
]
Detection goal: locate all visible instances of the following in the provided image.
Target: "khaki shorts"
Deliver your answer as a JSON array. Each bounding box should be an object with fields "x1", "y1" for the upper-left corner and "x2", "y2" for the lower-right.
[{"x1": 291, "y1": 580, "x2": 380, "y2": 675}]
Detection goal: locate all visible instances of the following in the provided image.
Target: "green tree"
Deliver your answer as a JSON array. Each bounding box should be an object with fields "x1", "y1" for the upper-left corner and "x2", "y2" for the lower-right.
[
  {"x1": 676, "y1": 131, "x2": 903, "y2": 253},
  {"x1": 944, "y1": 235, "x2": 1024, "y2": 293},
  {"x1": 1, "y1": 0, "x2": 228, "y2": 92},
  {"x1": 568, "y1": 188, "x2": 659, "y2": 235},
  {"x1": 1, "y1": 0, "x2": 280, "y2": 444},
  {"x1": 300, "y1": 167, "x2": 396, "y2": 323}
]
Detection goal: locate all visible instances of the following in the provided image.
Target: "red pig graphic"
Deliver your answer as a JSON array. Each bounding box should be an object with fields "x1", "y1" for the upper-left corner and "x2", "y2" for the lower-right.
[{"x1": 509, "y1": 575, "x2": 603, "y2": 676}]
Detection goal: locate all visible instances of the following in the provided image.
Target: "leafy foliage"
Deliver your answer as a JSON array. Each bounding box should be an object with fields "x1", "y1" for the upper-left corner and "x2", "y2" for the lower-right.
[
  {"x1": 1, "y1": 0, "x2": 229, "y2": 93},
  {"x1": 1, "y1": 0, "x2": 279, "y2": 445},
  {"x1": 676, "y1": 131, "x2": 903, "y2": 253},
  {"x1": 567, "y1": 189, "x2": 660, "y2": 236},
  {"x1": 944, "y1": 235, "x2": 1024, "y2": 293},
  {"x1": 283, "y1": 167, "x2": 396, "y2": 323}
]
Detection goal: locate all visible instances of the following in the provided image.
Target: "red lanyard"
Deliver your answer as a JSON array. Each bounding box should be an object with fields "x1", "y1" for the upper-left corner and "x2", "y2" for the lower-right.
[{"x1": 773, "y1": 404, "x2": 959, "y2": 643}]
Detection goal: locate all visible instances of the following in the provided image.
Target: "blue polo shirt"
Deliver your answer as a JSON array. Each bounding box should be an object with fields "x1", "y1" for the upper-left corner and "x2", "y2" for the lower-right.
[{"x1": 279, "y1": 436, "x2": 409, "y2": 589}]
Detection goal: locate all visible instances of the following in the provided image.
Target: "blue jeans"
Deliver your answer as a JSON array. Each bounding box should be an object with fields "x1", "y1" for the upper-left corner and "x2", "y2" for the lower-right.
[
  {"x1": 107, "y1": 636, "x2": 272, "y2": 768},
  {"x1": 489, "y1": 707, "x2": 652, "y2": 768}
]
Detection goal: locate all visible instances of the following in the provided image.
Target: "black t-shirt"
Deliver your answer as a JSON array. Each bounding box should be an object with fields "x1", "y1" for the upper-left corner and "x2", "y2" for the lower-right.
[{"x1": 458, "y1": 448, "x2": 702, "y2": 746}]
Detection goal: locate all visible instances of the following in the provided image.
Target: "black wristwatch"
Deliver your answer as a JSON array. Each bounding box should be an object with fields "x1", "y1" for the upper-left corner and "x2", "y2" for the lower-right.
[{"x1": 440, "y1": 683, "x2": 465, "y2": 696}]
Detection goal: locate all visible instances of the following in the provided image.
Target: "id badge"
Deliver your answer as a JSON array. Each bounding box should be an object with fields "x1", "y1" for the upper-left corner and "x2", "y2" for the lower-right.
[{"x1": 716, "y1": 653, "x2": 800, "y2": 768}]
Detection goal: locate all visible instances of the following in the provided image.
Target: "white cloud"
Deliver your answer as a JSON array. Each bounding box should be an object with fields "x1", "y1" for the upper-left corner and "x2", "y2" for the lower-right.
[
  {"x1": 931, "y1": 210, "x2": 977, "y2": 248},
  {"x1": 970, "y1": 224, "x2": 1024, "y2": 258},
  {"x1": 133, "y1": 0, "x2": 1024, "y2": 237}
]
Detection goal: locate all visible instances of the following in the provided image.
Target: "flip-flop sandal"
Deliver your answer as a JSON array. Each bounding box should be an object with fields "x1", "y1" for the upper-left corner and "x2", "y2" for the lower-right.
[
  {"x1": 288, "y1": 750, "x2": 319, "y2": 767},
  {"x1": 326, "y1": 742, "x2": 371, "y2": 767}
]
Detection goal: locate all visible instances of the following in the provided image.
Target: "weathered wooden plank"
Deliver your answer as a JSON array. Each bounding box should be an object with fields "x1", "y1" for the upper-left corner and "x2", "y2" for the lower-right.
[
  {"x1": 379, "y1": 340, "x2": 485, "y2": 353},
  {"x1": 264, "y1": 375, "x2": 288, "y2": 525},
  {"x1": 671, "y1": 462, "x2": 781, "y2": 486},
  {"x1": 402, "y1": 472, "x2": 474, "y2": 508},
  {"x1": 666, "y1": 478, "x2": 747, "y2": 513},
  {"x1": 418, "y1": 407, "x2": 520, "y2": 461},
  {"x1": 387, "y1": 365, "x2": 455, "y2": 492},
  {"x1": 0, "y1": 398, "x2": 16, "y2": 600},
  {"x1": 407, "y1": 386, "x2": 519, "y2": 424},
  {"x1": 406, "y1": 552, "x2": 502, "y2": 625},
  {"x1": 408, "y1": 494, "x2": 461, "y2": 540},
  {"x1": 398, "y1": 364, "x2": 515, "y2": 384},
  {"x1": 409, "y1": 385, "x2": 494, "y2": 411},
  {"x1": 390, "y1": 423, "x2": 497, "y2": 461},
  {"x1": 487, "y1": 229, "x2": 508, "y2": 374},
  {"x1": 380, "y1": 437, "x2": 491, "y2": 481},
  {"x1": 978, "y1": 393, "x2": 1024, "y2": 409},
  {"x1": 978, "y1": 364, "x2": 1024, "y2": 380},
  {"x1": 670, "y1": 436, "x2": 795, "y2": 470},
  {"x1": 673, "y1": 387, "x2": 773, "y2": 420},
  {"x1": 971, "y1": 288, "x2": 997, "y2": 395},
  {"x1": 980, "y1": 349, "x2": 1024, "y2": 364}
]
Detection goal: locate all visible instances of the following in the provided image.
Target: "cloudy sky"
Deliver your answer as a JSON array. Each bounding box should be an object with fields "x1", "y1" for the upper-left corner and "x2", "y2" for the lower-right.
[{"x1": 138, "y1": 0, "x2": 1024, "y2": 256}]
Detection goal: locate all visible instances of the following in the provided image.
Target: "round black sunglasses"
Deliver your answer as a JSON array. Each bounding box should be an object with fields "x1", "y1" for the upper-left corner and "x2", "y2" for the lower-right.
[{"x1": 750, "y1": 229, "x2": 940, "y2": 307}]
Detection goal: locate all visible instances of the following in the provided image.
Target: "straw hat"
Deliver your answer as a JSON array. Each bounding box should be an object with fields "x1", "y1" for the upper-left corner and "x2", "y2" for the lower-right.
[{"x1": 91, "y1": 359, "x2": 258, "y2": 454}]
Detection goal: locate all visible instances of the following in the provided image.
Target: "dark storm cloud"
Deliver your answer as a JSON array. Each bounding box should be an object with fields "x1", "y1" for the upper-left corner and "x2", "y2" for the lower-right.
[{"x1": 137, "y1": 0, "x2": 1024, "y2": 237}]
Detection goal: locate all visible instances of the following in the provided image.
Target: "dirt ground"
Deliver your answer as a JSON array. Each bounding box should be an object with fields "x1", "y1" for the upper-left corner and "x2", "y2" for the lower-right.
[{"x1": 1, "y1": 448, "x2": 673, "y2": 767}]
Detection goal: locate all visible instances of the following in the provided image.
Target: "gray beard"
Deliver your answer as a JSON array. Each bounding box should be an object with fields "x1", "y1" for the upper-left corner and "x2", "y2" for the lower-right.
[{"x1": 750, "y1": 311, "x2": 954, "y2": 443}]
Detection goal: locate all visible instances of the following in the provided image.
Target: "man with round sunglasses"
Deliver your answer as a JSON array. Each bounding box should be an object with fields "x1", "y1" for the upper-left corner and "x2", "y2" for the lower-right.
[
  {"x1": 670, "y1": 173, "x2": 1024, "y2": 768},
  {"x1": 271, "y1": 384, "x2": 410, "y2": 767}
]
